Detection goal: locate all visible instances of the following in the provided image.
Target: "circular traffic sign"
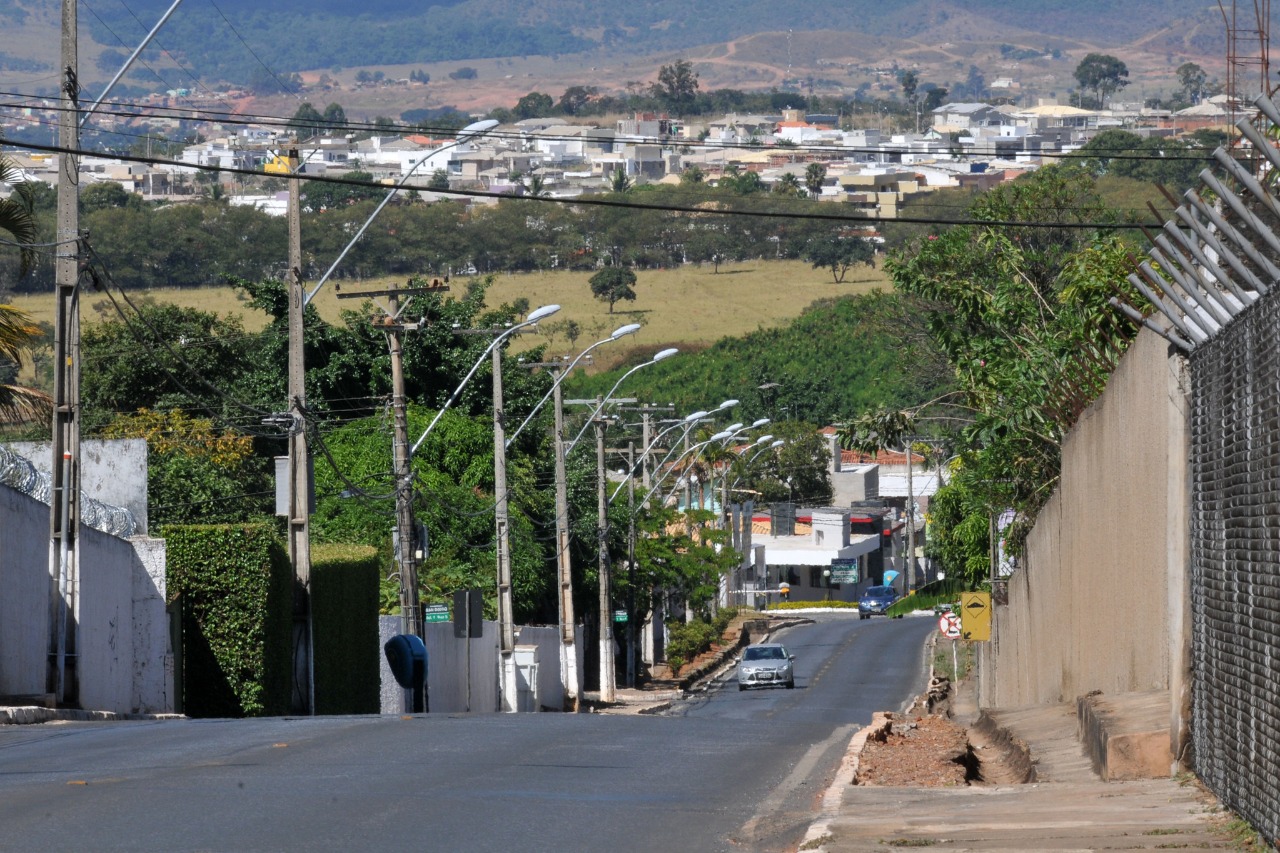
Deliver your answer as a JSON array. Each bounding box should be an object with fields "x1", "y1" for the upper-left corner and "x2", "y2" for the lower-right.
[{"x1": 938, "y1": 613, "x2": 962, "y2": 639}]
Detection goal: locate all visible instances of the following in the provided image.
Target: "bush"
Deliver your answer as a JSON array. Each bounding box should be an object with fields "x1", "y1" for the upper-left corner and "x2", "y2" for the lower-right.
[
  {"x1": 665, "y1": 608, "x2": 741, "y2": 675},
  {"x1": 163, "y1": 524, "x2": 292, "y2": 717},
  {"x1": 765, "y1": 599, "x2": 858, "y2": 610},
  {"x1": 311, "y1": 544, "x2": 381, "y2": 715}
]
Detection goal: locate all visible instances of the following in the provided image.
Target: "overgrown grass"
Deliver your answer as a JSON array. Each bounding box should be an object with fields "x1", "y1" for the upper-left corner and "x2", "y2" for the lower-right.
[{"x1": 932, "y1": 639, "x2": 974, "y2": 682}]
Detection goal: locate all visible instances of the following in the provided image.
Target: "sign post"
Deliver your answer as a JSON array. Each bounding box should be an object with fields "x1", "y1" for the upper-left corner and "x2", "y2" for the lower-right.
[{"x1": 938, "y1": 612, "x2": 962, "y2": 678}]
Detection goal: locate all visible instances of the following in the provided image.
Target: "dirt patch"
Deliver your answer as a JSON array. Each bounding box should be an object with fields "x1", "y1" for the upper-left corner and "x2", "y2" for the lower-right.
[
  {"x1": 854, "y1": 713, "x2": 977, "y2": 787},
  {"x1": 853, "y1": 678, "x2": 1035, "y2": 788}
]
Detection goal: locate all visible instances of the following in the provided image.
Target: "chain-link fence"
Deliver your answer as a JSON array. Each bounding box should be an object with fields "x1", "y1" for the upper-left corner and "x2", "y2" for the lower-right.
[{"x1": 1190, "y1": 294, "x2": 1280, "y2": 845}]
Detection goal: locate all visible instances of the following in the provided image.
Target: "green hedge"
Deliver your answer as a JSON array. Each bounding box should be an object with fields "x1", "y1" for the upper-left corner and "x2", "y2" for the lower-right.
[
  {"x1": 311, "y1": 544, "x2": 381, "y2": 715},
  {"x1": 886, "y1": 577, "x2": 969, "y2": 617},
  {"x1": 163, "y1": 524, "x2": 293, "y2": 717},
  {"x1": 665, "y1": 607, "x2": 739, "y2": 675},
  {"x1": 765, "y1": 600, "x2": 859, "y2": 611}
]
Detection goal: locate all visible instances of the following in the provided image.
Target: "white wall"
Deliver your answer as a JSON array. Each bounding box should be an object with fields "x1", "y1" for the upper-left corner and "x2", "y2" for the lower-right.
[{"x1": 0, "y1": 483, "x2": 172, "y2": 713}]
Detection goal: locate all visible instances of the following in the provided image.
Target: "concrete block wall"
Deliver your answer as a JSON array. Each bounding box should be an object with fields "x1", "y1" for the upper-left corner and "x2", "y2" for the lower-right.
[{"x1": 979, "y1": 329, "x2": 1191, "y2": 747}]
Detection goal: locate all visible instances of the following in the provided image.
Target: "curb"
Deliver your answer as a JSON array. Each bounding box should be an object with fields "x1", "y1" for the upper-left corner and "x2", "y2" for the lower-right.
[{"x1": 0, "y1": 706, "x2": 185, "y2": 725}]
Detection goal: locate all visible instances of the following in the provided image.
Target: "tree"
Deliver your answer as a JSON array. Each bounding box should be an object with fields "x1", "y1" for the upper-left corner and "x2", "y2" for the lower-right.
[
  {"x1": 1176, "y1": 62, "x2": 1208, "y2": 105},
  {"x1": 609, "y1": 168, "x2": 632, "y2": 194},
  {"x1": 0, "y1": 305, "x2": 48, "y2": 423},
  {"x1": 558, "y1": 85, "x2": 597, "y2": 115},
  {"x1": 680, "y1": 165, "x2": 705, "y2": 186},
  {"x1": 589, "y1": 266, "x2": 638, "y2": 313},
  {"x1": 321, "y1": 103, "x2": 347, "y2": 132},
  {"x1": 803, "y1": 235, "x2": 876, "y2": 283},
  {"x1": 428, "y1": 169, "x2": 450, "y2": 190},
  {"x1": 654, "y1": 59, "x2": 700, "y2": 114},
  {"x1": 804, "y1": 162, "x2": 827, "y2": 199},
  {"x1": 773, "y1": 172, "x2": 805, "y2": 197},
  {"x1": 1073, "y1": 53, "x2": 1129, "y2": 107},
  {"x1": 514, "y1": 91, "x2": 554, "y2": 119},
  {"x1": 288, "y1": 102, "x2": 325, "y2": 138}
]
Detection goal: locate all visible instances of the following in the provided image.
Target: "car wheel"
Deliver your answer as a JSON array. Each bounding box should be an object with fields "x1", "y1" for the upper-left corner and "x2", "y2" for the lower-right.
[
  {"x1": 738, "y1": 684, "x2": 745, "y2": 692},
  {"x1": 785, "y1": 678, "x2": 795, "y2": 689}
]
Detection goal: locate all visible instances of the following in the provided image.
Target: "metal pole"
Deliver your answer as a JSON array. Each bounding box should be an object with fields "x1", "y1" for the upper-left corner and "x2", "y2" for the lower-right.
[
  {"x1": 493, "y1": 347, "x2": 518, "y2": 711},
  {"x1": 595, "y1": 397, "x2": 616, "y2": 702},
  {"x1": 80, "y1": 0, "x2": 183, "y2": 126}
]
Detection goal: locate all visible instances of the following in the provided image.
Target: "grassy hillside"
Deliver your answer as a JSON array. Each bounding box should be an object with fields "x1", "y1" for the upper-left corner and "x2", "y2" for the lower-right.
[{"x1": 6, "y1": 259, "x2": 891, "y2": 380}]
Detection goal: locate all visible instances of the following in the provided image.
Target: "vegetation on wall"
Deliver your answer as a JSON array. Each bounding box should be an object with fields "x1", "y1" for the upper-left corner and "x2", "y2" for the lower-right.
[
  {"x1": 311, "y1": 543, "x2": 381, "y2": 715},
  {"x1": 163, "y1": 524, "x2": 293, "y2": 717}
]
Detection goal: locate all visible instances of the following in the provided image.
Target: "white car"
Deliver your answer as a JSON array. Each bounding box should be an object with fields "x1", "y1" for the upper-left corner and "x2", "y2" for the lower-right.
[{"x1": 737, "y1": 643, "x2": 795, "y2": 691}]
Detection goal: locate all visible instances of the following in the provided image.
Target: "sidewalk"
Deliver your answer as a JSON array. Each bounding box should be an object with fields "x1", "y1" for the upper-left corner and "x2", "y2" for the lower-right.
[{"x1": 803, "y1": 682, "x2": 1233, "y2": 852}]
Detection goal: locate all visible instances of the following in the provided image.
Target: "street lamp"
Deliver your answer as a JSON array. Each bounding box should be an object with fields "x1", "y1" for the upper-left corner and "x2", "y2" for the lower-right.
[
  {"x1": 306, "y1": 119, "x2": 501, "y2": 306},
  {"x1": 505, "y1": 322, "x2": 640, "y2": 447},
  {"x1": 411, "y1": 303, "x2": 560, "y2": 454},
  {"x1": 567, "y1": 347, "x2": 679, "y2": 453},
  {"x1": 642, "y1": 428, "x2": 736, "y2": 507}
]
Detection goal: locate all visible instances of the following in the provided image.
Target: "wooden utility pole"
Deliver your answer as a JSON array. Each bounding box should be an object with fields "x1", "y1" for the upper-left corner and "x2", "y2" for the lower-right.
[
  {"x1": 49, "y1": 0, "x2": 81, "y2": 706},
  {"x1": 286, "y1": 143, "x2": 313, "y2": 715}
]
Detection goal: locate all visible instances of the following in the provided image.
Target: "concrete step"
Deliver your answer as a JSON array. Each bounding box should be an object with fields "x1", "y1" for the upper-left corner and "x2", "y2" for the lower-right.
[{"x1": 1077, "y1": 690, "x2": 1171, "y2": 781}]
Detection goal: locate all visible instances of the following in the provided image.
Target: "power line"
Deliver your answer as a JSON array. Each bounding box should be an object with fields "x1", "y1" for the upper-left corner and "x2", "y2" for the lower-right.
[{"x1": 3, "y1": 137, "x2": 1166, "y2": 230}]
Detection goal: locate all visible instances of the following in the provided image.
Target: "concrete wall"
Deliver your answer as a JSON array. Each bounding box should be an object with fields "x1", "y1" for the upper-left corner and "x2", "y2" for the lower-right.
[
  {"x1": 0, "y1": 484, "x2": 53, "y2": 696},
  {"x1": 378, "y1": 618, "x2": 585, "y2": 714},
  {"x1": 979, "y1": 330, "x2": 1191, "y2": 731},
  {"x1": 379, "y1": 617, "x2": 500, "y2": 714},
  {"x1": 9, "y1": 440, "x2": 149, "y2": 534},
  {"x1": 0, "y1": 483, "x2": 172, "y2": 713}
]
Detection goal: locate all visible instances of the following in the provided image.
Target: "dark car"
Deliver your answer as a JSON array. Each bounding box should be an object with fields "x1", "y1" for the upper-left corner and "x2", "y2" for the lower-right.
[{"x1": 859, "y1": 585, "x2": 899, "y2": 619}]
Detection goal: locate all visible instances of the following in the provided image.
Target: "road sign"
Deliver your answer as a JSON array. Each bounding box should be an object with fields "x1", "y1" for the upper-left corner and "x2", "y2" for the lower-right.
[
  {"x1": 939, "y1": 612, "x2": 962, "y2": 639},
  {"x1": 424, "y1": 603, "x2": 450, "y2": 623},
  {"x1": 613, "y1": 609, "x2": 628, "y2": 623},
  {"x1": 830, "y1": 569, "x2": 859, "y2": 584},
  {"x1": 960, "y1": 591, "x2": 991, "y2": 641}
]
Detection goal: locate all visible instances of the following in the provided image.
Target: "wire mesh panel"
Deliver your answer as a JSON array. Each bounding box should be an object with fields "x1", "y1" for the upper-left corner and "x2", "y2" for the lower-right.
[{"x1": 1190, "y1": 292, "x2": 1280, "y2": 844}]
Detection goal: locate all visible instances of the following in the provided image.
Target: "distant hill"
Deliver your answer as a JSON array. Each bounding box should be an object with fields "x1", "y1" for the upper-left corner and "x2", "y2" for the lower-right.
[{"x1": 1, "y1": 0, "x2": 1242, "y2": 95}]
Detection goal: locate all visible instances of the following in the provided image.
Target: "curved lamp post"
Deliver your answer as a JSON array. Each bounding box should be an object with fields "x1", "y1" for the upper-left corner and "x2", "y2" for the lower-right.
[
  {"x1": 505, "y1": 322, "x2": 640, "y2": 448},
  {"x1": 306, "y1": 119, "x2": 501, "y2": 306},
  {"x1": 567, "y1": 347, "x2": 679, "y2": 453},
  {"x1": 411, "y1": 303, "x2": 560, "y2": 455},
  {"x1": 641, "y1": 428, "x2": 736, "y2": 508}
]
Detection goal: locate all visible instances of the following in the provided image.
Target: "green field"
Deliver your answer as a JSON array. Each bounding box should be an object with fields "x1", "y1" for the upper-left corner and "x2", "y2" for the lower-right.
[{"x1": 8, "y1": 259, "x2": 890, "y2": 374}]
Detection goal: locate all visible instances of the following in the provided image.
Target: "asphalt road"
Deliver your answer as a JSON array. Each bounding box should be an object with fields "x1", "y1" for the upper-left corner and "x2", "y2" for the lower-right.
[{"x1": 0, "y1": 614, "x2": 935, "y2": 853}]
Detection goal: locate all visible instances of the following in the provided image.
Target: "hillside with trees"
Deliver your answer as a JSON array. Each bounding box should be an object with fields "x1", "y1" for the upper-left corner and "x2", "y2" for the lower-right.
[{"x1": 57, "y1": 0, "x2": 1235, "y2": 92}]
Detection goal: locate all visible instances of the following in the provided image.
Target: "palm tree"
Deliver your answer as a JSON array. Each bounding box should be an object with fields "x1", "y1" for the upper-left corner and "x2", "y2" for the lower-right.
[
  {"x1": 0, "y1": 155, "x2": 49, "y2": 424},
  {"x1": 0, "y1": 157, "x2": 36, "y2": 274},
  {"x1": 804, "y1": 162, "x2": 827, "y2": 199}
]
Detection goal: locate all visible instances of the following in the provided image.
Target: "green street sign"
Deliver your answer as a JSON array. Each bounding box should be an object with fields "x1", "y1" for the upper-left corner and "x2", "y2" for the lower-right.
[
  {"x1": 830, "y1": 569, "x2": 859, "y2": 584},
  {"x1": 424, "y1": 604, "x2": 450, "y2": 623},
  {"x1": 613, "y1": 609, "x2": 628, "y2": 623}
]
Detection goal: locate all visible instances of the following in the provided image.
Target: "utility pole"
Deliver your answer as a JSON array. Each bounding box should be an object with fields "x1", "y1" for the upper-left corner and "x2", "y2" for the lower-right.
[
  {"x1": 49, "y1": 0, "x2": 81, "y2": 706},
  {"x1": 492, "y1": 344, "x2": 518, "y2": 712},
  {"x1": 286, "y1": 142, "x2": 313, "y2": 715},
  {"x1": 594, "y1": 396, "x2": 616, "y2": 703},
  {"x1": 904, "y1": 440, "x2": 916, "y2": 596},
  {"x1": 626, "y1": 441, "x2": 637, "y2": 688},
  {"x1": 520, "y1": 357, "x2": 580, "y2": 709}
]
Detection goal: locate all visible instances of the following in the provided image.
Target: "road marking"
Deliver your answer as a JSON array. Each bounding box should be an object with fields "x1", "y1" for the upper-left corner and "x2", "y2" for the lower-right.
[{"x1": 736, "y1": 722, "x2": 857, "y2": 844}]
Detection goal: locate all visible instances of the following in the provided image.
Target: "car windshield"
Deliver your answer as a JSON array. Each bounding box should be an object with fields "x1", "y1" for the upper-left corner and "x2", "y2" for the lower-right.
[
  {"x1": 744, "y1": 646, "x2": 785, "y2": 661},
  {"x1": 863, "y1": 586, "x2": 895, "y2": 598}
]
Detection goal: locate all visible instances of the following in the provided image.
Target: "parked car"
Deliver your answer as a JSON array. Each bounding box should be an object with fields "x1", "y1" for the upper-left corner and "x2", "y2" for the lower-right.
[
  {"x1": 859, "y1": 585, "x2": 899, "y2": 619},
  {"x1": 737, "y1": 643, "x2": 795, "y2": 691}
]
